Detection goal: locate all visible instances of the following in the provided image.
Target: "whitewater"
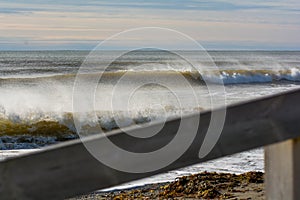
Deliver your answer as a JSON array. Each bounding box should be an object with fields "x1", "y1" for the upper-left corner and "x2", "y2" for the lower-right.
[
  {"x1": 1, "y1": 50, "x2": 300, "y2": 148},
  {"x1": 1, "y1": 50, "x2": 300, "y2": 190}
]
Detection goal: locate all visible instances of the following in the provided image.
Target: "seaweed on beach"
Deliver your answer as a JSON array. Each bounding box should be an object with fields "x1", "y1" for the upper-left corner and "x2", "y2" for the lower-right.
[{"x1": 72, "y1": 171, "x2": 264, "y2": 200}]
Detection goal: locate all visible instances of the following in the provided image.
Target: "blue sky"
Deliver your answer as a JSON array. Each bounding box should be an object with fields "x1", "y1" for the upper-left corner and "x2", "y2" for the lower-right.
[{"x1": 0, "y1": 0, "x2": 299, "y2": 50}]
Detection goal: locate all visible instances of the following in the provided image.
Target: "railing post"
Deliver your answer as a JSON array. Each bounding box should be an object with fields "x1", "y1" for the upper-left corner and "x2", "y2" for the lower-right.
[{"x1": 265, "y1": 137, "x2": 300, "y2": 200}]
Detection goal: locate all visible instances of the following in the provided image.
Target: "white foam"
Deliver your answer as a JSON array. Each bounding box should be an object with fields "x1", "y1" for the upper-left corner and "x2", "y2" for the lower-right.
[
  {"x1": 278, "y1": 67, "x2": 300, "y2": 81},
  {"x1": 203, "y1": 68, "x2": 300, "y2": 84}
]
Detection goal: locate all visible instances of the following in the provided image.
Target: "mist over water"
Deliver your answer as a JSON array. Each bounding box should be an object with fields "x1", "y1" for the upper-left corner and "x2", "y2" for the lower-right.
[{"x1": 1, "y1": 50, "x2": 300, "y2": 149}]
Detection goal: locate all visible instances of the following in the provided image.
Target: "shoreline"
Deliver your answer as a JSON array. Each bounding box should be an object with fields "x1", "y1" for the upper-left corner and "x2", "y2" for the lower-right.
[
  {"x1": 1, "y1": 149, "x2": 264, "y2": 199},
  {"x1": 71, "y1": 171, "x2": 264, "y2": 199},
  {"x1": 1, "y1": 148, "x2": 264, "y2": 199}
]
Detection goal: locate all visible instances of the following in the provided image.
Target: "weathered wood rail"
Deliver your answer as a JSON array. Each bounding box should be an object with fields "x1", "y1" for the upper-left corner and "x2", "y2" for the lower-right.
[{"x1": 1, "y1": 88, "x2": 300, "y2": 199}]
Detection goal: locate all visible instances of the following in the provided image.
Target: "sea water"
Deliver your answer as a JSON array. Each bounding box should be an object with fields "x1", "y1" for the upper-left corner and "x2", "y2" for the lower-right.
[{"x1": 0, "y1": 50, "x2": 299, "y2": 188}]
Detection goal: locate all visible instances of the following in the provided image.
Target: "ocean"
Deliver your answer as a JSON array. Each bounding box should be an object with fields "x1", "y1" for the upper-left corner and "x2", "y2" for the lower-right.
[{"x1": 0, "y1": 50, "x2": 299, "y2": 187}]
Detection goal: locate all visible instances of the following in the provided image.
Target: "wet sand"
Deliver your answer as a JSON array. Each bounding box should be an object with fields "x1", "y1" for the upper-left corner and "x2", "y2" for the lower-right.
[{"x1": 72, "y1": 171, "x2": 264, "y2": 199}]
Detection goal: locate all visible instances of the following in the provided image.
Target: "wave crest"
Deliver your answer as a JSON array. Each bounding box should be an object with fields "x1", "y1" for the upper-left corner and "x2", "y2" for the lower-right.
[
  {"x1": 2, "y1": 68, "x2": 300, "y2": 85},
  {"x1": 203, "y1": 68, "x2": 300, "y2": 84}
]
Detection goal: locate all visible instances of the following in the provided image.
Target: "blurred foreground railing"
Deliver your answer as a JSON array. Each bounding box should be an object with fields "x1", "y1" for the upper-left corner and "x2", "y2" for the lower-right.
[{"x1": 1, "y1": 88, "x2": 300, "y2": 199}]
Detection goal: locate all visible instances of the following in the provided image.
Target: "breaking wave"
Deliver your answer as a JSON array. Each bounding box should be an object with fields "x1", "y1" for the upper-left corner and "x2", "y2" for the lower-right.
[
  {"x1": 205, "y1": 68, "x2": 300, "y2": 84},
  {"x1": 1, "y1": 67, "x2": 300, "y2": 149},
  {"x1": 1, "y1": 68, "x2": 300, "y2": 85},
  {"x1": 0, "y1": 107, "x2": 204, "y2": 149}
]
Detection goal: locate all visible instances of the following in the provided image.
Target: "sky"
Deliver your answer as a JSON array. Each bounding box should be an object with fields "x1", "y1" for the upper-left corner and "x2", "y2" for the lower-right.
[{"x1": 0, "y1": 0, "x2": 299, "y2": 50}]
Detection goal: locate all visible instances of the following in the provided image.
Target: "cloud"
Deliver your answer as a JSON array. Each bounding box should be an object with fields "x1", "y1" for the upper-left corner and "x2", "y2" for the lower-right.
[
  {"x1": 1, "y1": 0, "x2": 298, "y2": 12},
  {"x1": 0, "y1": 7, "x2": 41, "y2": 14},
  {"x1": 0, "y1": 0, "x2": 299, "y2": 50}
]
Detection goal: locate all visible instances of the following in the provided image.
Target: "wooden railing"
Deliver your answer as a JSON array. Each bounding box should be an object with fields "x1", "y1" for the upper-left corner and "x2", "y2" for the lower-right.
[{"x1": 1, "y1": 88, "x2": 300, "y2": 199}]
